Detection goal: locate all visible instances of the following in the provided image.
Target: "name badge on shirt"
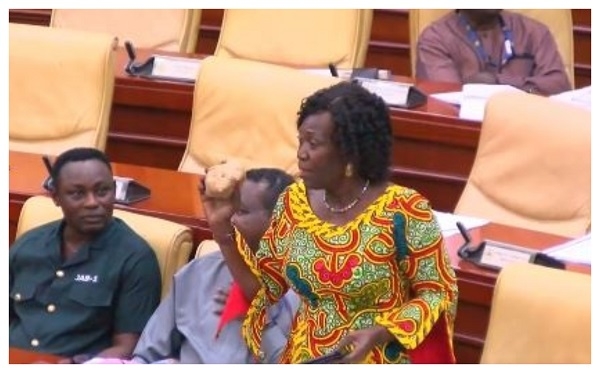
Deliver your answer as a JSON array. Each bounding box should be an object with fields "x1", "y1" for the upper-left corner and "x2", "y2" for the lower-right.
[{"x1": 74, "y1": 274, "x2": 99, "y2": 283}]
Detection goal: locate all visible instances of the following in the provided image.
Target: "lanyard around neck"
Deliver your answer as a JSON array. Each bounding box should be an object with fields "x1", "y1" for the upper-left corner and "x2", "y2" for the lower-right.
[{"x1": 457, "y1": 12, "x2": 514, "y2": 67}]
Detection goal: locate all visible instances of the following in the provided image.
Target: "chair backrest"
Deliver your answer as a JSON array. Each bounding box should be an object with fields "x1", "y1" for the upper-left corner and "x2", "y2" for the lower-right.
[
  {"x1": 195, "y1": 239, "x2": 221, "y2": 259},
  {"x1": 454, "y1": 90, "x2": 591, "y2": 238},
  {"x1": 50, "y1": 9, "x2": 201, "y2": 53},
  {"x1": 408, "y1": 9, "x2": 450, "y2": 77},
  {"x1": 178, "y1": 56, "x2": 340, "y2": 175},
  {"x1": 409, "y1": 9, "x2": 574, "y2": 86},
  {"x1": 214, "y1": 9, "x2": 372, "y2": 68},
  {"x1": 480, "y1": 263, "x2": 590, "y2": 363},
  {"x1": 15, "y1": 195, "x2": 193, "y2": 299},
  {"x1": 9, "y1": 23, "x2": 116, "y2": 156}
]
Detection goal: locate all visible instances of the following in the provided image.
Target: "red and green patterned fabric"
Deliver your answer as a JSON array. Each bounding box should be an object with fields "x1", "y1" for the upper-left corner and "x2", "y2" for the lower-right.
[{"x1": 237, "y1": 181, "x2": 458, "y2": 364}]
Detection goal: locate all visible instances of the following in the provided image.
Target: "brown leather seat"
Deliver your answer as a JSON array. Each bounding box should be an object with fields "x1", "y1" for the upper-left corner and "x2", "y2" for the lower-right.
[
  {"x1": 9, "y1": 23, "x2": 116, "y2": 156},
  {"x1": 214, "y1": 9, "x2": 372, "y2": 68},
  {"x1": 480, "y1": 263, "x2": 590, "y2": 363},
  {"x1": 454, "y1": 90, "x2": 590, "y2": 238}
]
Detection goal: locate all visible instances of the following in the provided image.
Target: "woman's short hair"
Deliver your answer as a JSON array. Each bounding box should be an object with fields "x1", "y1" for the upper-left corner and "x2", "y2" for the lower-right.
[{"x1": 297, "y1": 81, "x2": 392, "y2": 183}]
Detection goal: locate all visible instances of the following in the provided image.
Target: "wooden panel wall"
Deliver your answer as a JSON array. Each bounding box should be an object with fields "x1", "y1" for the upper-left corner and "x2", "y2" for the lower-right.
[{"x1": 9, "y1": 9, "x2": 591, "y2": 87}]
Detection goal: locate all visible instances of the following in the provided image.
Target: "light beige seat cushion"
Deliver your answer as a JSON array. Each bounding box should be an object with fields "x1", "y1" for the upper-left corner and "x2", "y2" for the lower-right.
[
  {"x1": 215, "y1": 9, "x2": 372, "y2": 68},
  {"x1": 15, "y1": 195, "x2": 193, "y2": 299},
  {"x1": 454, "y1": 91, "x2": 590, "y2": 238},
  {"x1": 409, "y1": 9, "x2": 574, "y2": 86},
  {"x1": 9, "y1": 23, "x2": 116, "y2": 156},
  {"x1": 178, "y1": 56, "x2": 340, "y2": 176},
  {"x1": 195, "y1": 240, "x2": 221, "y2": 259},
  {"x1": 481, "y1": 263, "x2": 590, "y2": 363},
  {"x1": 50, "y1": 9, "x2": 201, "y2": 53}
]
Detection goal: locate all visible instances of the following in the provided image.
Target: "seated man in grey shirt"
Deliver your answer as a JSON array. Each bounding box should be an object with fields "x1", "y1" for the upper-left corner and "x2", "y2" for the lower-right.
[{"x1": 129, "y1": 168, "x2": 298, "y2": 364}]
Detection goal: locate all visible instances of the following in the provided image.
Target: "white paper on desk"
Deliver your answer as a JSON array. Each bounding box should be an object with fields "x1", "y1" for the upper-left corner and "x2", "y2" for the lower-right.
[
  {"x1": 433, "y1": 210, "x2": 490, "y2": 238},
  {"x1": 430, "y1": 91, "x2": 462, "y2": 106},
  {"x1": 459, "y1": 84, "x2": 522, "y2": 121},
  {"x1": 151, "y1": 55, "x2": 203, "y2": 81},
  {"x1": 543, "y1": 233, "x2": 591, "y2": 265},
  {"x1": 357, "y1": 79, "x2": 415, "y2": 107},
  {"x1": 550, "y1": 86, "x2": 591, "y2": 110},
  {"x1": 303, "y1": 68, "x2": 352, "y2": 80}
]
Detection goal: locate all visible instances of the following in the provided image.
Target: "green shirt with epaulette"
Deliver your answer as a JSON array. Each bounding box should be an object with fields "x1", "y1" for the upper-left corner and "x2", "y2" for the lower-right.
[{"x1": 9, "y1": 217, "x2": 161, "y2": 357}]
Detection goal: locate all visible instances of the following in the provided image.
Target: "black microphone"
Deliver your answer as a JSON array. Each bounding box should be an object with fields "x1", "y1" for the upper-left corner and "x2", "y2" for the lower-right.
[
  {"x1": 456, "y1": 221, "x2": 470, "y2": 244},
  {"x1": 123, "y1": 40, "x2": 156, "y2": 77},
  {"x1": 456, "y1": 222, "x2": 486, "y2": 258},
  {"x1": 328, "y1": 63, "x2": 339, "y2": 78},
  {"x1": 124, "y1": 40, "x2": 136, "y2": 62},
  {"x1": 124, "y1": 41, "x2": 138, "y2": 75},
  {"x1": 42, "y1": 155, "x2": 54, "y2": 192},
  {"x1": 42, "y1": 155, "x2": 52, "y2": 175}
]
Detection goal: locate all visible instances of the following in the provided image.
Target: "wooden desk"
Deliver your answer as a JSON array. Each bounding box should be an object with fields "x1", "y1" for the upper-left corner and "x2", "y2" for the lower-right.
[
  {"x1": 9, "y1": 347, "x2": 62, "y2": 364},
  {"x1": 9, "y1": 150, "x2": 590, "y2": 363},
  {"x1": 108, "y1": 47, "x2": 477, "y2": 212},
  {"x1": 9, "y1": 150, "x2": 212, "y2": 247},
  {"x1": 443, "y1": 222, "x2": 589, "y2": 363}
]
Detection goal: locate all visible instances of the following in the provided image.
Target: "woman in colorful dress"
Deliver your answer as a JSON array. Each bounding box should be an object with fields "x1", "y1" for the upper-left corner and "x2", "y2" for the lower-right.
[{"x1": 202, "y1": 81, "x2": 459, "y2": 364}]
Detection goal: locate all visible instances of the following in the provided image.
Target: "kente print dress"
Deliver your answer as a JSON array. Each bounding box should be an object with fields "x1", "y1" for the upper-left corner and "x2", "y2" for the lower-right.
[{"x1": 237, "y1": 181, "x2": 459, "y2": 364}]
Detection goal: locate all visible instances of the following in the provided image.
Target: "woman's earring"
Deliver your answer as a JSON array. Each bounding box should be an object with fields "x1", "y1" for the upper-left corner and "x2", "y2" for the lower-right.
[{"x1": 345, "y1": 163, "x2": 353, "y2": 178}]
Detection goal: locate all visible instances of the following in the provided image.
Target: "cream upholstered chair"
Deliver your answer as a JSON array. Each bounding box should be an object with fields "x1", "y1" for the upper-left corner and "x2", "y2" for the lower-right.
[
  {"x1": 480, "y1": 263, "x2": 590, "y2": 363},
  {"x1": 409, "y1": 9, "x2": 574, "y2": 86},
  {"x1": 195, "y1": 240, "x2": 221, "y2": 259},
  {"x1": 9, "y1": 23, "x2": 116, "y2": 156},
  {"x1": 214, "y1": 9, "x2": 372, "y2": 68},
  {"x1": 178, "y1": 56, "x2": 340, "y2": 175},
  {"x1": 454, "y1": 90, "x2": 591, "y2": 238},
  {"x1": 50, "y1": 9, "x2": 201, "y2": 53},
  {"x1": 15, "y1": 195, "x2": 193, "y2": 299}
]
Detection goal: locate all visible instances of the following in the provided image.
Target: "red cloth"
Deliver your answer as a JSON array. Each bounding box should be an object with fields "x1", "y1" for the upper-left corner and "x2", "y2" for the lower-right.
[
  {"x1": 214, "y1": 282, "x2": 455, "y2": 364},
  {"x1": 215, "y1": 281, "x2": 251, "y2": 338},
  {"x1": 407, "y1": 315, "x2": 456, "y2": 364}
]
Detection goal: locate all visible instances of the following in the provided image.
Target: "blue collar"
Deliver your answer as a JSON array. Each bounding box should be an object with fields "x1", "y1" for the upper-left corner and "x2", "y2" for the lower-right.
[{"x1": 457, "y1": 12, "x2": 514, "y2": 68}]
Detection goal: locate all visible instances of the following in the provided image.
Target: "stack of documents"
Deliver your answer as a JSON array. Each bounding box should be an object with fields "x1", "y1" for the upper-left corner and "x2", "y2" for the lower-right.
[
  {"x1": 303, "y1": 68, "x2": 352, "y2": 79},
  {"x1": 543, "y1": 233, "x2": 591, "y2": 265},
  {"x1": 433, "y1": 210, "x2": 489, "y2": 238},
  {"x1": 150, "y1": 55, "x2": 203, "y2": 82},
  {"x1": 430, "y1": 83, "x2": 521, "y2": 121},
  {"x1": 550, "y1": 86, "x2": 591, "y2": 110}
]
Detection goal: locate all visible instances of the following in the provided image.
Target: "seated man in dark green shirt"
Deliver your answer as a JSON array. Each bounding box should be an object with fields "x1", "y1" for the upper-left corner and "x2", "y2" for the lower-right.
[{"x1": 9, "y1": 147, "x2": 161, "y2": 362}]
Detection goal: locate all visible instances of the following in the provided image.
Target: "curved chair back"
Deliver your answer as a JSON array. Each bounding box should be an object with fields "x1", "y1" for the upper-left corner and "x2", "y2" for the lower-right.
[
  {"x1": 9, "y1": 23, "x2": 116, "y2": 155},
  {"x1": 409, "y1": 9, "x2": 574, "y2": 86},
  {"x1": 215, "y1": 9, "x2": 372, "y2": 68},
  {"x1": 481, "y1": 263, "x2": 590, "y2": 363},
  {"x1": 454, "y1": 90, "x2": 590, "y2": 237},
  {"x1": 50, "y1": 9, "x2": 201, "y2": 53},
  {"x1": 195, "y1": 239, "x2": 221, "y2": 259},
  {"x1": 15, "y1": 195, "x2": 193, "y2": 299},
  {"x1": 178, "y1": 56, "x2": 340, "y2": 175}
]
